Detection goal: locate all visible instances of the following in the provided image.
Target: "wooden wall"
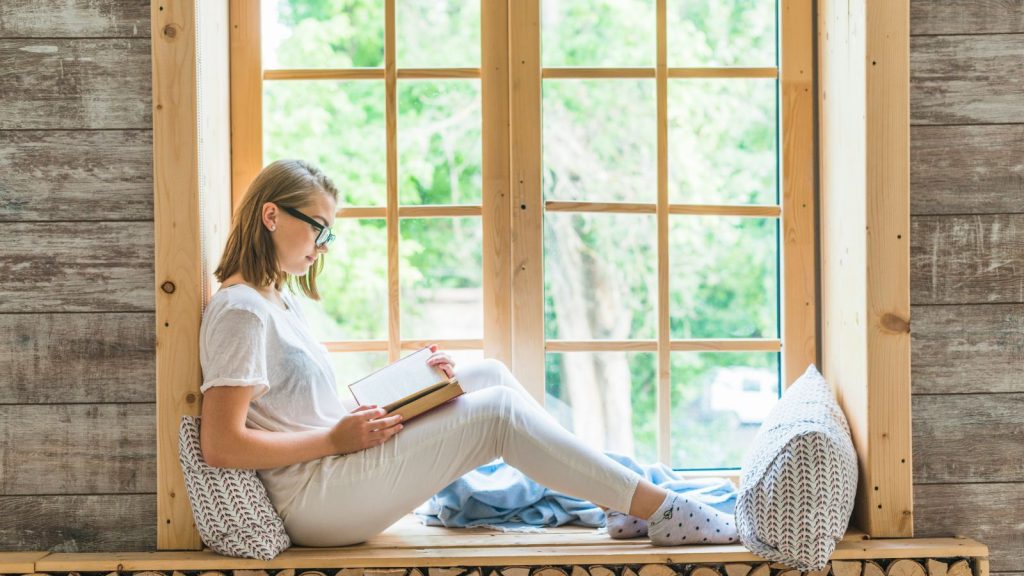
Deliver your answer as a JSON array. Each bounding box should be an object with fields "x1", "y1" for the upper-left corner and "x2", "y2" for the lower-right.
[
  {"x1": 909, "y1": 0, "x2": 1024, "y2": 574},
  {"x1": 0, "y1": 0, "x2": 156, "y2": 551},
  {"x1": 0, "y1": 0, "x2": 1022, "y2": 565}
]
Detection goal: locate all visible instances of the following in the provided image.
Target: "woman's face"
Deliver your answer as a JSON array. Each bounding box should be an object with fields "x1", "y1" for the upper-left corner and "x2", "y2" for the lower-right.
[{"x1": 264, "y1": 191, "x2": 337, "y2": 276}]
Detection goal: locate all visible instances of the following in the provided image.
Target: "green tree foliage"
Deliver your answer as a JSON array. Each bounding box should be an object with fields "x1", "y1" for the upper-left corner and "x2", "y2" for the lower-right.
[{"x1": 263, "y1": 0, "x2": 779, "y2": 470}]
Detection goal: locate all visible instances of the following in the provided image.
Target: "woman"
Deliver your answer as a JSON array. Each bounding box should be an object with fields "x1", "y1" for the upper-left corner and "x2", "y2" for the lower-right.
[{"x1": 199, "y1": 158, "x2": 738, "y2": 547}]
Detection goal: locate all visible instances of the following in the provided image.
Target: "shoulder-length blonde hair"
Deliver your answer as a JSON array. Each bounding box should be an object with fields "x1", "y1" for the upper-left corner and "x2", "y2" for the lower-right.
[{"x1": 214, "y1": 159, "x2": 339, "y2": 300}]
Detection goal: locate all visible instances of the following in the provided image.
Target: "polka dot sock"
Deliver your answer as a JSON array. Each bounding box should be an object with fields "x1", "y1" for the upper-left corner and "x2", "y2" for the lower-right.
[
  {"x1": 645, "y1": 492, "x2": 739, "y2": 546},
  {"x1": 605, "y1": 510, "x2": 648, "y2": 539}
]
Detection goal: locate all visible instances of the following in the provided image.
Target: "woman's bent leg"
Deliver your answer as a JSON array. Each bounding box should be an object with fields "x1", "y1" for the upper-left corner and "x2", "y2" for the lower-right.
[{"x1": 278, "y1": 382, "x2": 642, "y2": 546}]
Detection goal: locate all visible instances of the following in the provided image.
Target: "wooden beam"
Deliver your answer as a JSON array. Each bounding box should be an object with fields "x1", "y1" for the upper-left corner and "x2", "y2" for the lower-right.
[
  {"x1": 153, "y1": 0, "x2": 232, "y2": 551},
  {"x1": 780, "y1": 0, "x2": 817, "y2": 387},
  {"x1": 229, "y1": 0, "x2": 261, "y2": 211},
  {"x1": 509, "y1": 0, "x2": 544, "y2": 401},
  {"x1": 819, "y1": 0, "x2": 912, "y2": 537},
  {"x1": 481, "y1": 0, "x2": 512, "y2": 366}
]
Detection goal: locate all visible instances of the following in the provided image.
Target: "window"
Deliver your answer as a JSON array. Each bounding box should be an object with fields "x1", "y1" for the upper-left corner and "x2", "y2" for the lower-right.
[{"x1": 232, "y1": 0, "x2": 814, "y2": 471}]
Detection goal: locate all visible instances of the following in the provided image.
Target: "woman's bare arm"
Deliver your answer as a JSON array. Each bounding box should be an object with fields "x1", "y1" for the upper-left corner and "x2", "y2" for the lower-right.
[{"x1": 199, "y1": 386, "x2": 336, "y2": 469}]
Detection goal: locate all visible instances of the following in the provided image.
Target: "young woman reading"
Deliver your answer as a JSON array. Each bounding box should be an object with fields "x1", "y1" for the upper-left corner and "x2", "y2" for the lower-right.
[{"x1": 199, "y1": 158, "x2": 738, "y2": 547}]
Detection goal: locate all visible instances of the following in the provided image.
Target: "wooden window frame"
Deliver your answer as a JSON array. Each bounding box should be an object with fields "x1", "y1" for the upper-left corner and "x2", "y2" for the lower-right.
[{"x1": 153, "y1": 0, "x2": 911, "y2": 550}]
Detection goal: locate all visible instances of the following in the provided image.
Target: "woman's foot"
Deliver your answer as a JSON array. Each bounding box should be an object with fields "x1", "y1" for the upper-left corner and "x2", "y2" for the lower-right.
[
  {"x1": 605, "y1": 510, "x2": 648, "y2": 539},
  {"x1": 646, "y1": 493, "x2": 738, "y2": 546}
]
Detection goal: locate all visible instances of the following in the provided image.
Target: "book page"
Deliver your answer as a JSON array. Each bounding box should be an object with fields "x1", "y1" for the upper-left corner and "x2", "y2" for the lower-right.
[{"x1": 347, "y1": 347, "x2": 448, "y2": 408}]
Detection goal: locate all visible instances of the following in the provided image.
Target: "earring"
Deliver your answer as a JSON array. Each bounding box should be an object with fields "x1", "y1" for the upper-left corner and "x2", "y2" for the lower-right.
[{"x1": 270, "y1": 225, "x2": 276, "y2": 231}]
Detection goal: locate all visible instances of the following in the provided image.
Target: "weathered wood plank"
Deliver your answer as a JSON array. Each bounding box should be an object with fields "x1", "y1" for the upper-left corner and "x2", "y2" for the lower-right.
[
  {"x1": 910, "y1": 125, "x2": 1024, "y2": 215},
  {"x1": 0, "y1": 404, "x2": 155, "y2": 494},
  {"x1": 0, "y1": 39, "x2": 151, "y2": 129},
  {"x1": 0, "y1": 222, "x2": 154, "y2": 312},
  {"x1": 913, "y1": 393, "x2": 1024, "y2": 483},
  {"x1": 911, "y1": 214, "x2": 1024, "y2": 305},
  {"x1": 914, "y1": 483, "x2": 1024, "y2": 572},
  {"x1": 0, "y1": 130, "x2": 153, "y2": 221},
  {"x1": 911, "y1": 0, "x2": 1024, "y2": 35},
  {"x1": 0, "y1": 313, "x2": 154, "y2": 403},
  {"x1": 911, "y1": 35, "x2": 1024, "y2": 125},
  {"x1": 0, "y1": 494, "x2": 154, "y2": 551},
  {"x1": 0, "y1": 0, "x2": 148, "y2": 38},
  {"x1": 0, "y1": 0, "x2": 149, "y2": 38},
  {"x1": 911, "y1": 304, "x2": 1024, "y2": 394}
]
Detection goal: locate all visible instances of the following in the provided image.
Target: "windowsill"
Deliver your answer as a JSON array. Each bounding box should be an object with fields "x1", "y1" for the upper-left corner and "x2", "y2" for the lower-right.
[{"x1": 23, "y1": 515, "x2": 988, "y2": 572}]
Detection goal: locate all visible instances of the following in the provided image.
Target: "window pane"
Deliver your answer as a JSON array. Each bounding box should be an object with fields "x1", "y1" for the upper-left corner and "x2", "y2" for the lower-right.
[
  {"x1": 543, "y1": 79, "x2": 656, "y2": 202},
  {"x1": 667, "y1": 0, "x2": 776, "y2": 67},
  {"x1": 544, "y1": 212, "x2": 656, "y2": 340},
  {"x1": 298, "y1": 219, "x2": 388, "y2": 341},
  {"x1": 398, "y1": 80, "x2": 482, "y2": 205},
  {"x1": 399, "y1": 217, "x2": 483, "y2": 339},
  {"x1": 396, "y1": 0, "x2": 480, "y2": 67},
  {"x1": 542, "y1": 0, "x2": 655, "y2": 67},
  {"x1": 545, "y1": 352, "x2": 657, "y2": 464},
  {"x1": 331, "y1": 352, "x2": 390, "y2": 401},
  {"x1": 264, "y1": 80, "x2": 386, "y2": 207},
  {"x1": 669, "y1": 215, "x2": 778, "y2": 339},
  {"x1": 668, "y1": 78, "x2": 777, "y2": 205},
  {"x1": 670, "y1": 351, "x2": 780, "y2": 469},
  {"x1": 262, "y1": 0, "x2": 385, "y2": 69}
]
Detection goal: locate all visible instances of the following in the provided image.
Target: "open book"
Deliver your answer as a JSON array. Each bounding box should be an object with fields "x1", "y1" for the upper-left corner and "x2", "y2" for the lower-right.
[{"x1": 347, "y1": 346, "x2": 464, "y2": 421}]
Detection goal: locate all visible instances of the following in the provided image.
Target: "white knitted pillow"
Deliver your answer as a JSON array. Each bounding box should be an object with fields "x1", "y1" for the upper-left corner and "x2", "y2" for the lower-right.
[
  {"x1": 178, "y1": 415, "x2": 291, "y2": 560},
  {"x1": 735, "y1": 364, "x2": 858, "y2": 571}
]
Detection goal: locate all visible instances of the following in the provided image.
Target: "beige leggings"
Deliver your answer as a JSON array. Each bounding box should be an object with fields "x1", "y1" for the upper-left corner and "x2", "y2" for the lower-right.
[{"x1": 275, "y1": 358, "x2": 643, "y2": 547}]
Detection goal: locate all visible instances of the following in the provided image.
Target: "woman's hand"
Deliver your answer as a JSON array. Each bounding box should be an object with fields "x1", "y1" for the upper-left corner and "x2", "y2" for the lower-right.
[
  {"x1": 427, "y1": 343, "x2": 456, "y2": 378},
  {"x1": 328, "y1": 404, "x2": 403, "y2": 455}
]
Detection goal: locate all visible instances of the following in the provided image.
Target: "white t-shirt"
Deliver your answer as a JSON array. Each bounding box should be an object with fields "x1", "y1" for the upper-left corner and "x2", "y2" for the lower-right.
[{"x1": 198, "y1": 283, "x2": 348, "y2": 507}]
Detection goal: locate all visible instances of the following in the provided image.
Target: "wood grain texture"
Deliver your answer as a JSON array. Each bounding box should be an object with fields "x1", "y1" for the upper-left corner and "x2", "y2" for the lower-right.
[
  {"x1": 911, "y1": 34, "x2": 1024, "y2": 125},
  {"x1": 913, "y1": 393, "x2": 1024, "y2": 483},
  {"x1": 0, "y1": 38, "x2": 151, "y2": 129},
  {"x1": 914, "y1": 483, "x2": 1024, "y2": 572},
  {"x1": 0, "y1": 0, "x2": 149, "y2": 38},
  {"x1": 911, "y1": 125, "x2": 1024, "y2": 216},
  {"x1": 0, "y1": 494, "x2": 154, "y2": 551},
  {"x1": 911, "y1": 0, "x2": 1024, "y2": 35},
  {"x1": 0, "y1": 313, "x2": 154, "y2": 403},
  {"x1": 0, "y1": 130, "x2": 153, "y2": 221},
  {"x1": 0, "y1": 222, "x2": 154, "y2": 312},
  {"x1": 911, "y1": 214, "x2": 1024, "y2": 305},
  {"x1": 0, "y1": 404, "x2": 155, "y2": 494},
  {"x1": 911, "y1": 304, "x2": 1024, "y2": 394}
]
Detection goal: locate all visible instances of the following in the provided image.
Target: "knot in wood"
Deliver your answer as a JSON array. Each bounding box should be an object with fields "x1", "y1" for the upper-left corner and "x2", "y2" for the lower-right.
[
  {"x1": 163, "y1": 24, "x2": 179, "y2": 39},
  {"x1": 880, "y1": 312, "x2": 909, "y2": 333},
  {"x1": 161, "y1": 281, "x2": 176, "y2": 294}
]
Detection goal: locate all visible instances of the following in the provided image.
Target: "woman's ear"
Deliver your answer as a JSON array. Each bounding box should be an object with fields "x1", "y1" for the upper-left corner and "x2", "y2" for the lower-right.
[{"x1": 262, "y1": 201, "x2": 279, "y2": 231}]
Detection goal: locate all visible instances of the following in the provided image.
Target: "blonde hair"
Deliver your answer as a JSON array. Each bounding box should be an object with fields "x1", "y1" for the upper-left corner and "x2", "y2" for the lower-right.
[{"x1": 214, "y1": 159, "x2": 339, "y2": 300}]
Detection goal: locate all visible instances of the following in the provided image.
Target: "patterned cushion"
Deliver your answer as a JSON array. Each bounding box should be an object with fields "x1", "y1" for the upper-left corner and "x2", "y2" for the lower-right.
[
  {"x1": 735, "y1": 364, "x2": 858, "y2": 571},
  {"x1": 178, "y1": 415, "x2": 291, "y2": 560}
]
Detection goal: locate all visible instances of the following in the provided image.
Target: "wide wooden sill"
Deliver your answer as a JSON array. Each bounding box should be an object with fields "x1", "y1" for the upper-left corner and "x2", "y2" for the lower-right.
[{"x1": 2, "y1": 516, "x2": 989, "y2": 574}]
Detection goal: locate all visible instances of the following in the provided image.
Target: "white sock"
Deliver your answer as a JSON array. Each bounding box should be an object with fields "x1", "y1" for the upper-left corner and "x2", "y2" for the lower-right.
[
  {"x1": 605, "y1": 510, "x2": 648, "y2": 539},
  {"x1": 646, "y1": 492, "x2": 738, "y2": 546}
]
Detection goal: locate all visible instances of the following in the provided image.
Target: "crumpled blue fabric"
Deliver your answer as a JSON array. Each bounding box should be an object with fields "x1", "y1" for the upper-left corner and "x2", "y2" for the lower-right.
[{"x1": 414, "y1": 452, "x2": 737, "y2": 531}]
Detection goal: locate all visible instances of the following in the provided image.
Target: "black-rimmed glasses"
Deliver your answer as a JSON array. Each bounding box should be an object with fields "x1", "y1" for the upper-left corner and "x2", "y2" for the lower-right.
[{"x1": 281, "y1": 205, "x2": 336, "y2": 247}]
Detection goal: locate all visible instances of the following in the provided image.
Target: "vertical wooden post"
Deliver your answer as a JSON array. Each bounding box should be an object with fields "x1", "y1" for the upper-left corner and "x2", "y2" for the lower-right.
[
  {"x1": 780, "y1": 0, "x2": 817, "y2": 387},
  {"x1": 819, "y1": 0, "x2": 912, "y2": 537},
  {"x1": 154, "y1": 0, "x2": 232, "y2": 549},
  {"x1": 508, "y1": 0, "x2": 545, "y2": 401},
  {"x1": 229, "y1": 0, "x2": 262, "y2": 213},
  {"x1": 482, "y1": 0, "x2": 513, "y2": 366}
]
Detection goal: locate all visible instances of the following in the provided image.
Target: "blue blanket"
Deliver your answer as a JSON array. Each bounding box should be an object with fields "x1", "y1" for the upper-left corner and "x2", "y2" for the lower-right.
[{"x1": 414, "y1": 453, "x2": 738, "y2": 531}]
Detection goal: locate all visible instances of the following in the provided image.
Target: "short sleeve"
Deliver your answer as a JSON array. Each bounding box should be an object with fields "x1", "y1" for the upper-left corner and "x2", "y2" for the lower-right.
[{"x1": 200, "y1": 307, "x2": 271, "y2": 401}]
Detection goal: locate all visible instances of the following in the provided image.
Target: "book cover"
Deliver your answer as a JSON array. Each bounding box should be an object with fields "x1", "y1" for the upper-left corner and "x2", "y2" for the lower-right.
[{"x1": 347, "y1": 346, "x2": 465, "y2": 422}]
